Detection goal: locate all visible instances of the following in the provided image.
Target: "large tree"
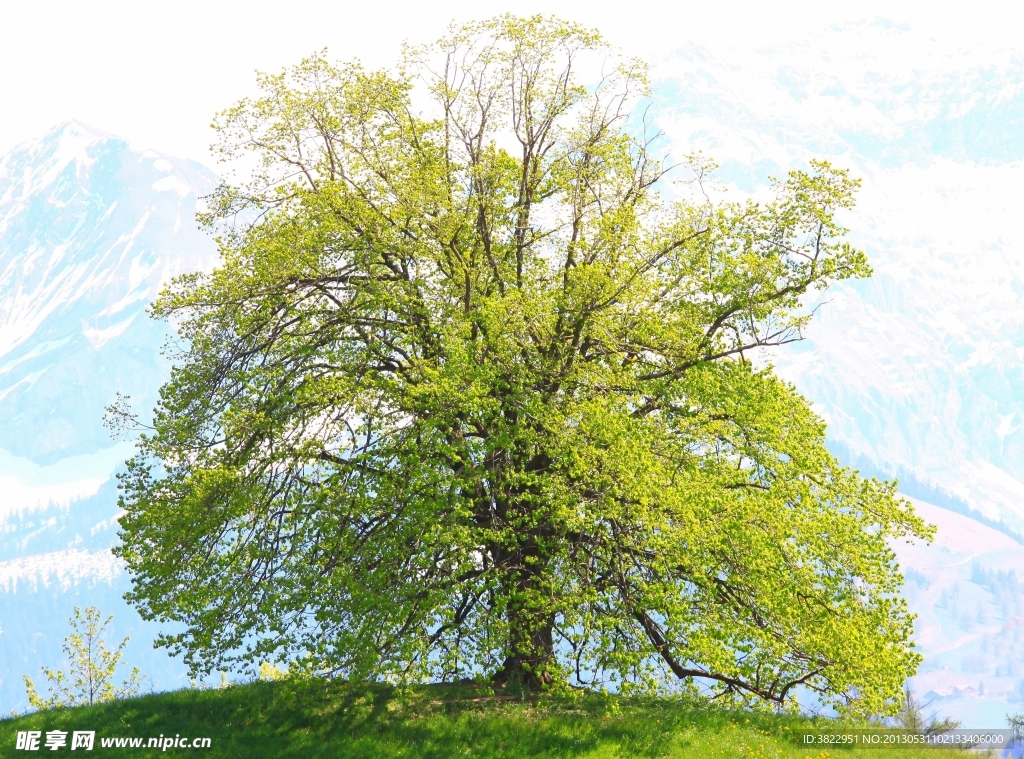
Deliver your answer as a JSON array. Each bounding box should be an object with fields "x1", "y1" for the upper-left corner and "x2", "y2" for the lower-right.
[{"x1": 113, "y1": 15, "x2": 931, "y2": 713}]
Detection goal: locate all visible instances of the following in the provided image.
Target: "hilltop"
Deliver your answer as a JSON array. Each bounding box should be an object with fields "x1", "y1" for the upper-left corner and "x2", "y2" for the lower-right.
[{"x1": 0, "y1": 681, "x2": 973, "y2": 758}]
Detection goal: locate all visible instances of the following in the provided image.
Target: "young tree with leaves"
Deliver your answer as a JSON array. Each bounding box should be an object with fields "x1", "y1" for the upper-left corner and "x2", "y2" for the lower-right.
[
  {"x1": 112, "y1": 15, "x2": 931, "y2": 714},
  {"x1": 24, "y1": 606, "x2": 144, "y2": 709}
]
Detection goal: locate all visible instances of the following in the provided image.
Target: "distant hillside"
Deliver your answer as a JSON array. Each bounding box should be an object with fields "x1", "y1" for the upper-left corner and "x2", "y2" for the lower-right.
[
  {"x1": 656, "y1": 23, "x2": 1024, "y2": 536},
  {"x1": 0, "y1": 120, "x2": 217, "y2": 464},
  {"x1": 0, "y1": 122, "x2": 218, "y2": 713},
  {"x1": 653, "y1": 23, "x2": 1024, "y2": 726}
]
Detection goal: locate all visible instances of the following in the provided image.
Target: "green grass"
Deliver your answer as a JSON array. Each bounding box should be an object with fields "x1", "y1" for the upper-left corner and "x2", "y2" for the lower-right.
[{"x1": 0, "y1": 680, "x2": 978, "y2": 758}]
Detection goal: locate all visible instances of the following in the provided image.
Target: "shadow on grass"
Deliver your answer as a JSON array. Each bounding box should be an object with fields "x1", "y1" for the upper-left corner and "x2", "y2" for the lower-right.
[{"x1": 0, "y1": 680, "x2": 756, "y2": 758}]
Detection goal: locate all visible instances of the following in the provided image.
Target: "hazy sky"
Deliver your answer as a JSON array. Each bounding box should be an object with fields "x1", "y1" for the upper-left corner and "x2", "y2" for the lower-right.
[{"x1": 2, "y1": 0, "x2": 1021, "y2": 164}]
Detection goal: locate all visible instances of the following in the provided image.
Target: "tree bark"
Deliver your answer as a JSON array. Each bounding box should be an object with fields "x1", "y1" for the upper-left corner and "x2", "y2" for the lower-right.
[{"x1": 491, "y1": 609, "x2": 555, "y2": 690}]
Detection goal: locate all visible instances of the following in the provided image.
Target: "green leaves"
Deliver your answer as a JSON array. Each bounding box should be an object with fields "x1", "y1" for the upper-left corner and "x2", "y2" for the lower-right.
[
  {"x1": 24, "y1": 607, "x2": 145, "y2": 710},
  {"x1": 116, "y1": 14, "x2": 929, "y2": 715}
]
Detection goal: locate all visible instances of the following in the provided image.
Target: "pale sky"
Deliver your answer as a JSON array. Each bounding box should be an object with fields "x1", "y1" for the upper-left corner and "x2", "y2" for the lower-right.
[{"x1": 2, "y1": 0, "x2": 1021, "y2": 165}]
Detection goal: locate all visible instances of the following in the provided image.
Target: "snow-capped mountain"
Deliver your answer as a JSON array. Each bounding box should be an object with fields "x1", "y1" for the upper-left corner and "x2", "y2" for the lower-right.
[
  {"x1": 656, "y1": 23, "x2": 1024, "y2": 532},
  {"x1": 0, "y1": 122, "x2": 218, "y2": 710},
  {"x1": 0, "y1": 120, "x2": 216, "y2": 466}
]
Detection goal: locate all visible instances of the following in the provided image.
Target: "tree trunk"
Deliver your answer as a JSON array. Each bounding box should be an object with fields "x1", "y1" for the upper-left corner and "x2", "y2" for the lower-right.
[
  {"x1": 491, "y1": 610, "x2": 555, "y2": 690},
  {"x1": 487, "y1": 451, "x2": 557, "y2": 690}
]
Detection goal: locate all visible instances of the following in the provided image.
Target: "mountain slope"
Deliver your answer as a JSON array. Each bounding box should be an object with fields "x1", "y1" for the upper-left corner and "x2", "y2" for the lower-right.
[
  {"x1": 0, "y1": 122, "x2": 218, "y2": 711},
  {"x1": 652, "y1": 22, "x2": 1024, "y2": 726},
  {"x1": 0, "y1": 120, "x2": 216, "y2": 465},
  {"x1": 654, "y1": 23, "x2": 1024, "y2": 533}
]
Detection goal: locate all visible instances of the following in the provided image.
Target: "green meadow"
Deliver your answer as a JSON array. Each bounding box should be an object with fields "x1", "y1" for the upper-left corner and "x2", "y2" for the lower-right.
[{"x1": 0, "y1": 681, "x2": 977, "y2": 758}]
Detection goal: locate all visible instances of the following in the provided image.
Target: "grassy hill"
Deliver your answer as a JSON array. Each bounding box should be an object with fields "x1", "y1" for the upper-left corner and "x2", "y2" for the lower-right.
[{"x1": 0, "y1": 680, "x2": 976, "y2": 757}]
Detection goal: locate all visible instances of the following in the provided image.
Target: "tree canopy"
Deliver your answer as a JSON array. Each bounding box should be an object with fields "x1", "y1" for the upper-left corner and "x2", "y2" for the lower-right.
[{"x1": 113, "y1": 15, "x2": 931, "y2": 714}]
